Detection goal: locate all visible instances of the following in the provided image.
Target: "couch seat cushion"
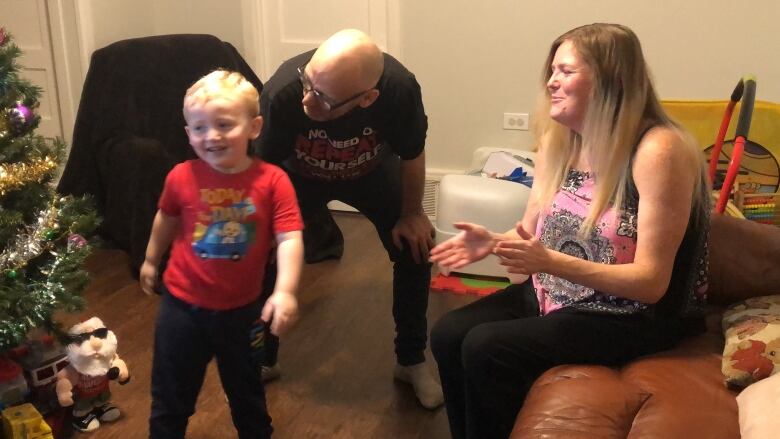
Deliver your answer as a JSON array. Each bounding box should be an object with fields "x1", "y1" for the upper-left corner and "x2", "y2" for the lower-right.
[{"x1": 512, "y1": 313, "x2": 739, "y2": 439}]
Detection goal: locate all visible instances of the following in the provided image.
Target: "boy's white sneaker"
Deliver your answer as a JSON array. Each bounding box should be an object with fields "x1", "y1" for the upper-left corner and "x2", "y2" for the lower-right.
[{"x1": 394, "y1": 362, "x2": 444, "y2": 409}]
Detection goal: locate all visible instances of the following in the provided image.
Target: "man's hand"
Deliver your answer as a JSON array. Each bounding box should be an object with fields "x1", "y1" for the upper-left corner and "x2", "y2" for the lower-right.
[
  {"x1": 392, "y1": 212, "x2": 435, "y2": 264},
  {"x1": 261, "y1": 291, "x2": 298, "y2": 336}
]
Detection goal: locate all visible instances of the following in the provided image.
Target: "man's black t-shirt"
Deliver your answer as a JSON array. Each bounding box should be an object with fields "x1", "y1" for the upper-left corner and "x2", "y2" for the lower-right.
[{"x1": 256, "y1": 50, "x2": 427, "y2": 181}]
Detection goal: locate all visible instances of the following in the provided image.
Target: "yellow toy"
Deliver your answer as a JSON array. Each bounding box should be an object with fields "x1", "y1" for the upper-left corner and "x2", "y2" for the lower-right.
[{"x1": 1, "y1": 403, "x2": 53, "y2": 439}]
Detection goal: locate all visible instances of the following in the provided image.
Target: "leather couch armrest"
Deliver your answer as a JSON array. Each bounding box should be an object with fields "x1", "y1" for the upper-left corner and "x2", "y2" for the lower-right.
[
  {"x1": 707, "y1": 214, "x2": 780, "y2": 305},
  {"x1": 511, "y1": 365, "x2": 649, "y2": 439}
]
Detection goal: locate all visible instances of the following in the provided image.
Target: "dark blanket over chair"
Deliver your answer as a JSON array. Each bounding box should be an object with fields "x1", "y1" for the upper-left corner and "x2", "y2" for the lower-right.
[{"x1": 57, "y1": 34, "x2": 263, "y2": 275}]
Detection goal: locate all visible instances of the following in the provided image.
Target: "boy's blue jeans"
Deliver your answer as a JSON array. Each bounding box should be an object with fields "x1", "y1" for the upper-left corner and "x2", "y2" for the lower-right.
[{"x1": 149, "y1": 291, "x2": 272, "y2": 439}]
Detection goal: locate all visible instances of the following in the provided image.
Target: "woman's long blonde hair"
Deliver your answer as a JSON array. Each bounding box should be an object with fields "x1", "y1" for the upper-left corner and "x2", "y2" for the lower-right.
[{"x1": 533, "y1": 23, "x2": 708, "y2": 235}]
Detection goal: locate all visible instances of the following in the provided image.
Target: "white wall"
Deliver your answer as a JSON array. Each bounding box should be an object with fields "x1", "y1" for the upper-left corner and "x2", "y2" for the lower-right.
[
  {"x1": 67, "y1": 0, "x2": 248, "y2": 106},
  {"x1": 76, "y1": 0, "x2": 154, "y2": 72},
  {"x1": 76, "y1": 0, "x2": 246, "y2": 67},
  {"x1": 44, "y1": 0, "x2": 780, "y2": 173},
  {"x1": 150, "y1": 1, "x2": 246, "y2": 54},
  {"x1": 400, "y1": 0, "x2": 780, "y2": 173}
]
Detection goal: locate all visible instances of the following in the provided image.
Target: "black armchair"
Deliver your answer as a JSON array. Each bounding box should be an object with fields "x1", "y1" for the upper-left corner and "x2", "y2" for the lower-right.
[{"x1": 57, "y1": 34, "x2": 263, "y2": 274}]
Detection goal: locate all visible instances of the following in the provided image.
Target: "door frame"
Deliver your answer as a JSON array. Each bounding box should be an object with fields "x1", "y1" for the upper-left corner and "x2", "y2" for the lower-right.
[{"x1": 46, "y1": 0, "x2": 91, "y2": 146}]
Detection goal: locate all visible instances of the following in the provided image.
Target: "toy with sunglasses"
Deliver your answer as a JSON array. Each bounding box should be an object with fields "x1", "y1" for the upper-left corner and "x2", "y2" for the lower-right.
[{"x1": 55, "y1": 317, "x2": 130, "y2": 432}]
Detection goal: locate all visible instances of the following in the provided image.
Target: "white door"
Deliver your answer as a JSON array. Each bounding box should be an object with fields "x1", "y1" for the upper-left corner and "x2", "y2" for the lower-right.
[
  {"x1": 0, "y1": 0, "x2": 64, "y2": 140},
  {"x1": 242, "y1": 0, "x2": 400, "y2": 83},
  {"x1": 241, "y1": 0, "x2": 400, "y2": 212}
]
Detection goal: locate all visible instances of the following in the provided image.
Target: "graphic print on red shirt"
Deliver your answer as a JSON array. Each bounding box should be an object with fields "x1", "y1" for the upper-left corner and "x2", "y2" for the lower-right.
[{"x1": 191, "y1": 187, "x2": 257, "y2": 261}]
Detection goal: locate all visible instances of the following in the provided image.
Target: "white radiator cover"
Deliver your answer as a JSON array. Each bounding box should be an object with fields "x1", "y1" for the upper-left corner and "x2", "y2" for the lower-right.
[{"x1": 328, "y1": 171, "x2": 447, "y2": 220}]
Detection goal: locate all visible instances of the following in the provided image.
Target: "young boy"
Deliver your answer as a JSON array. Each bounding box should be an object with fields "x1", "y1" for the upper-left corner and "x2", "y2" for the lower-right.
[{"x1": 140, "y1": 69, "x2": 303, "y2": 438}]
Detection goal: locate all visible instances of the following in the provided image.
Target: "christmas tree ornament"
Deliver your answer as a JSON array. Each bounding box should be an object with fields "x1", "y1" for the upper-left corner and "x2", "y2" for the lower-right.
[
  {"x1": 9, "y1": 102, "x2": 34, "y2": 133},
  {"x1": 12, "y1": 102, "x2": 33, "y2": 122},
  {"x1": 67, "y1": 234, "x2": 87, "y2": 251},
  {"x1": 5, "y1": 269, "x2": 18, "y2": 279},
  {"x1": 0, "y1": 28, "x2": 6, "y2": 47}
]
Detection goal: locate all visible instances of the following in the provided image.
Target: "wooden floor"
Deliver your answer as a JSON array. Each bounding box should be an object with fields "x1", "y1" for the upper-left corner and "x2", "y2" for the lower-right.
[{"x1": 59, "y1": 212, "x2": 478, "y2": 439}]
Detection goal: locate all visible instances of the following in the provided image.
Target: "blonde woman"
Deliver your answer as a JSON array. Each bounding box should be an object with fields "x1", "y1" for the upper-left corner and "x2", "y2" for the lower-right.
[{"x1": 430, "y1": 23, "x2": 710, "y2": 439}]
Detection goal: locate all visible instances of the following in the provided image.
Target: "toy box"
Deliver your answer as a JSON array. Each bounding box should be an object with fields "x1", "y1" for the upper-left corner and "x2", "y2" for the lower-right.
[{"x1": 435, "y1": 174, "x2": 531, "y2": 280}]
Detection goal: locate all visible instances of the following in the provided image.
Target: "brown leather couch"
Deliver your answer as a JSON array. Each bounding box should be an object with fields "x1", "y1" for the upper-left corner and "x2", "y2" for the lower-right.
[{"x1": 511, "y1": 214, "x2": 780, "y2": 439}]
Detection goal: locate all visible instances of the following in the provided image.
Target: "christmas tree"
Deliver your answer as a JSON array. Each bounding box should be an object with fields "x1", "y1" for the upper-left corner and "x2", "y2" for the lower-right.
[{"x1": 0, "y1": 28, "x2": 100, "y2": 351}]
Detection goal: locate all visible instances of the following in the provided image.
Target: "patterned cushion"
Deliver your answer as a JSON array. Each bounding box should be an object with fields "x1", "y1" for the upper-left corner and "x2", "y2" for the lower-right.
[{"x1": 721, "y1": 295, "x2": 780, "y2": 388}]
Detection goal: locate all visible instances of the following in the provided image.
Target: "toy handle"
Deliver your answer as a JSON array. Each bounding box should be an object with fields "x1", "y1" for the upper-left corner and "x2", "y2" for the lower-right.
[
  {"x1": 707, "y1": 80, "x2": 740, "y2": 184},
  {"x1": 714, "y1": 76, "x2": 756, "y2": 214}
]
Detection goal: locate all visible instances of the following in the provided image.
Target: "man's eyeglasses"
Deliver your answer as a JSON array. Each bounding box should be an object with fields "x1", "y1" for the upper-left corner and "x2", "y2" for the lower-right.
[
  {"x1": 68, "y1": 327, "x2": 109, "y2": 345},
  {"x1": 297, "y1": 64, "x2": 372, "y2": 111}
]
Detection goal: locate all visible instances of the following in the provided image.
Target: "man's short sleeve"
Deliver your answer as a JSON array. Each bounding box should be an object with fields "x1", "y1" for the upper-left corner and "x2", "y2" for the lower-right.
[{"x1": 385, "y1": 72, "x2": 428, "y2": 160}]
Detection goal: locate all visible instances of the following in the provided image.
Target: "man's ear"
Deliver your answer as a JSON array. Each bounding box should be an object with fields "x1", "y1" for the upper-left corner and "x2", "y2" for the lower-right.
[
  {"x1": 358, "y1": 89, "x2": 380, "y2": 108},
  {"x1": 250, "y1": 116, "x2": 264, "y2": 139}
]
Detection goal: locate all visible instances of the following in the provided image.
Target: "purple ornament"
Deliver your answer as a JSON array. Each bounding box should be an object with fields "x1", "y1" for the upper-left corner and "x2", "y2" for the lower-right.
[
  {"x1": 0, "y1": 28, "x2": 6, "y2": 47},
  {"x1": 9, "y1": 103, "x2": 34, "y2": 133},
  {"x1": 67, "y1": 234, "x2": 87, "y2": 251},
  {"x1": 11, "y1": 103, "x2": 33, "y2": 124}
]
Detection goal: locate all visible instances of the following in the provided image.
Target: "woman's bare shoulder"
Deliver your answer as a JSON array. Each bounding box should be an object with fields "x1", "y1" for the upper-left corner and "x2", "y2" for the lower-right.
[{"x1": 633, "y1": 125, "x2": 698, "y2": 189}]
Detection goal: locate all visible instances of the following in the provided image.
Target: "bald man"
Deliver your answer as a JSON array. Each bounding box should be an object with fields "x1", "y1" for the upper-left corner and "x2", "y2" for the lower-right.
[{"x1": 255, "y1": 29, "x2": 442, "y2": 409}]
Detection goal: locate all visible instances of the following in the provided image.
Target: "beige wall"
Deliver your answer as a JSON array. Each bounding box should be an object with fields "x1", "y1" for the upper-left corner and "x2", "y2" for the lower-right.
[
  {"x1": 401, "y1": 0, "x2": 780, "y2": 173},
  {"x1": 42, "y1": 0, "x2": 780, "y2": 173},
  {"x1": 83, "y1": 0, "x2": 154, "y2": 52},
  {"x1": 150, "y1": 1, "x2": 246, "y2": 54},
  {"x1": 80, "y1": 0, "x2": 245, "y2": 58}
]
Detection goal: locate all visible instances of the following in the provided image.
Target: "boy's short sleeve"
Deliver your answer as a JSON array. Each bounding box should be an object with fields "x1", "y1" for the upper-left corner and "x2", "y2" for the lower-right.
[
  {"x1": 271, "y1": 169, "x2": 304, "y2": 234},
  {"x1": 158, "y1": 164, "x2": 183, "y2": 216}
]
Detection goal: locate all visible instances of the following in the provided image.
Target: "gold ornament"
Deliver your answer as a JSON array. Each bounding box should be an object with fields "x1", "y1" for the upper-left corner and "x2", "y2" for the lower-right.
[{"x1": 0, "y1": 156, "x2": 58, "y2": 195}]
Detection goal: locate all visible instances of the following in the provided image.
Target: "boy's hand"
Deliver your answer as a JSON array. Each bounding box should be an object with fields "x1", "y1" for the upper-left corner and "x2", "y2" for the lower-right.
[
  {"x1": 261, "y1": 291, "x2": 298, "y2": 336},
  {"x1": 139, "y1": 260, "x2": 158, "y2": 296}
]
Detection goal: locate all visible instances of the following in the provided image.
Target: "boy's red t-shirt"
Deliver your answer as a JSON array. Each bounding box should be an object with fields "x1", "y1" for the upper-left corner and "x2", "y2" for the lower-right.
[{"x1": 159, "y1": 159, "x2": 303, "y2": 310}]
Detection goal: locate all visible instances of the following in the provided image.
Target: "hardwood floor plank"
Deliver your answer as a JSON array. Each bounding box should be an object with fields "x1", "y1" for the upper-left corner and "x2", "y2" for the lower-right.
[{"x1": 61, "y1": 212, "x2": 477, "y2": 438}]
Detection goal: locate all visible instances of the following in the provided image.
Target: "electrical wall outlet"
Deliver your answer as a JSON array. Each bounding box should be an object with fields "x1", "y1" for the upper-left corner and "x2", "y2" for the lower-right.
[{"x1": 503, "y1": 112, "x2": 529, "y2": 131}]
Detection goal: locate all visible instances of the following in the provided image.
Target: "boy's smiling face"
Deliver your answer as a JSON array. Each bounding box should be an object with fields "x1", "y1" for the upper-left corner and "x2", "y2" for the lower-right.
[{"x1": 185, "y1": 97, "x2": 262, "y2": 174}]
